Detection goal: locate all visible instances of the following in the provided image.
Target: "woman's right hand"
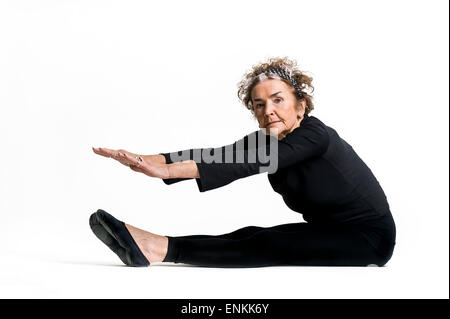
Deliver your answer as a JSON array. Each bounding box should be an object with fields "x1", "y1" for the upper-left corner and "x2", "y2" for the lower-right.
[{"x1": 92, "y1": 147, "x2": 166, "y2": 169}]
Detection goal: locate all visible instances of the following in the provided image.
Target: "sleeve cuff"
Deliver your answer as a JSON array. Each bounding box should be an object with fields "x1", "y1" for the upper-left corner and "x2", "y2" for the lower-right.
[
  {"x1": 195, "y1": 162, "x2": 206, "y2": 192},
  {"x1": 160, "y1": 152, "x2": 192, "y2": 184},
  {"x1": 194, "y1": 161, "x2": 217, "y2": 192},
  {"x1": 159, "y1": 153, "x2": 173, "y2": 164},
  {"x1": 162, "y1": 177, "x2": 192, "y2": 185}
]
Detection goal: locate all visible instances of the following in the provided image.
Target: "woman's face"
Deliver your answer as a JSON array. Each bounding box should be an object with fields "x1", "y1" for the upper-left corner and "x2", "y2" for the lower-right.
[{"x1": 251, "y1": 79, "x2": 306, "y2": 140}]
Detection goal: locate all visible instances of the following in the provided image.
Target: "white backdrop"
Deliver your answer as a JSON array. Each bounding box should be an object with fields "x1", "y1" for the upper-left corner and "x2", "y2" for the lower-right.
[{"x1": 0, "y1": 0, "x2": 448, "y2": 298}]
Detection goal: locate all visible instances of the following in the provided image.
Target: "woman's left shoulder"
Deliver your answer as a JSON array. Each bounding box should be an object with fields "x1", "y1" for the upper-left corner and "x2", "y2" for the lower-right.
[
  {"x1": 304, "y1": 114, "x2": 326, "y2": 126},
  {"x1": 286, "y1": 115, "x2": 330, "y2": 143},
  {"x1": 297, "y1": 114, "x2": 328, "y2": 134}
]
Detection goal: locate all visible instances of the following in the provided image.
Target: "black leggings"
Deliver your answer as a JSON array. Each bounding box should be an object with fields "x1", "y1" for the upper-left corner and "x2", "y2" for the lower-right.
[{"x1": 162, "y1": 218, "x2": 396, "y2": 268}]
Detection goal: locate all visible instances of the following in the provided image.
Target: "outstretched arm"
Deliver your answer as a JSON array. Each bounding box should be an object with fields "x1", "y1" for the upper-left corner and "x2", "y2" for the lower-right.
[
  {"x1": 128, "y1": 155, "x2": 200, "y2": 180},
  {"x1": 160, "y1": 117, "x2": 329, "y2": 192},
  {"x1": 92, "y1": 147, "x2": 199, "y2": 180},
  {"x1": 93, "y1": 117, "x2": 328, "y2": 191},
  {"x1": 167, "y1": 160, "x2": 200, "y2": 179}
]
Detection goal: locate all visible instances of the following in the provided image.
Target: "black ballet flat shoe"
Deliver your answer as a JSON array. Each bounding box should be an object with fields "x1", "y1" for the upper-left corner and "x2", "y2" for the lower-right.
[
  {"x1": 89, "y1": 212, "x2": 130, "y2": 265},
  {"x1": 89, "y1": 209, "x2": 150, "y2": 267}
]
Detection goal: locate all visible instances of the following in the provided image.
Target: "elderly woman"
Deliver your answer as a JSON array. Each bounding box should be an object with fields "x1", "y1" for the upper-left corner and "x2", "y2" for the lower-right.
[{"x1": 90, "y1": 57, "x2": 396, "y2": 268}]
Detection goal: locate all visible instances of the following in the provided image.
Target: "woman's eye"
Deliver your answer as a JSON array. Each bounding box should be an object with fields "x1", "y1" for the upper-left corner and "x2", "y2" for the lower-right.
[
  {"x1": 256, "y1": 104, "x2": 264, "y2": 108},
  {"x1": 274, "y1": 98, "x2": 282, "y2": 103}
]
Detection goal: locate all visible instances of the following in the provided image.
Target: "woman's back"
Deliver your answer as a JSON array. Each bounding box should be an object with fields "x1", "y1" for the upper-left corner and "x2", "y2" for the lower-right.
[{"x1": 268, "y1": 115, "x2": 391, "y2": 225}]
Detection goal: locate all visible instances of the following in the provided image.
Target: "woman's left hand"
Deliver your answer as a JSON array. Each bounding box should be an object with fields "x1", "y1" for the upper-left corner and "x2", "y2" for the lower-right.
[{"x1": 92, "y1": 147, "x2": 170, "y2": 179}]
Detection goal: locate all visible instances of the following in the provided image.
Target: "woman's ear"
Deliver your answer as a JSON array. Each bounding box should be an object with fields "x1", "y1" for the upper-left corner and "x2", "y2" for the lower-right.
[{"x1": 296, "y1": 100, "x2": 306, "y2": 119}]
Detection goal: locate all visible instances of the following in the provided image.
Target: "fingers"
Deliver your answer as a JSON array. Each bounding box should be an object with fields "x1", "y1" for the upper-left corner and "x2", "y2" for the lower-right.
[
  {"x1": 117, "y1": 152, "x2": 144, "y2": 168},
  {"x1": 92, "y1": 147, "x2": 133, "y2": 162},
  {"x1": 92, "y1": 147, "x2": 146, "y2": 172},
  {"x1": 92, "y1": 147, "x2": 119, "y2": 159}
]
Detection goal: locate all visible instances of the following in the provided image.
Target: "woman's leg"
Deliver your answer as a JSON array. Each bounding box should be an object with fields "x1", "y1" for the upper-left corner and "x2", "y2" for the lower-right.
[
  {"x1": 169, "y1": 222, "x2": 306, "y2": 241},
  {"x1": 90, "y1": 209, "x2": 391, "y2": 267},
  {"x1": 169, "y1": 225, "x2": 269, "y2": 240},
  {"x1": 162, "y1": 222, "x2": 386, "y2": 267}
]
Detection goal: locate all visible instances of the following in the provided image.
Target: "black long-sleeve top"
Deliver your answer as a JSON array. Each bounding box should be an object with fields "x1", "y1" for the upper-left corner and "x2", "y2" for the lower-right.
[{"x1": 160, "y1": 114, "x2": 392, "y2": 226}]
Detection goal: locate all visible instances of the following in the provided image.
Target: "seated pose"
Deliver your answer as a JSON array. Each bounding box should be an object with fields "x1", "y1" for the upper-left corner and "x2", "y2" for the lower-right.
[{"x1": 90, "y1": 56, "x2": 396, "y2": 268}]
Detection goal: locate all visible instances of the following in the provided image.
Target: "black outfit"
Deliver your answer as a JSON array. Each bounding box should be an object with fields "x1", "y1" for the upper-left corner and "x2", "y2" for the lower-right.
[{"x1": 160, "y1": 114, "x2": 396, "y2": 267}]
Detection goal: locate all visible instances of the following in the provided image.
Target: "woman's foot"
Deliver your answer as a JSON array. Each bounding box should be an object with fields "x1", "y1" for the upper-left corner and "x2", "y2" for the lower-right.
[
  {"x1": 90, "y1": 209, "x2": 168, "y2": 266},
  {"x1": 124, "y1": 224, "x2": 169, "y2": 263}
]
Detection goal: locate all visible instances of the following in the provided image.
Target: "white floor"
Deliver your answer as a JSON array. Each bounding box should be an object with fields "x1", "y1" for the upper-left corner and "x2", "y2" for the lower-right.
[
  {"x1": 1, "y1": 183, "x2": 447, "y2": 299},
  {"x1": 1, "y1": 245, "x2": 448, "y2": 299}
]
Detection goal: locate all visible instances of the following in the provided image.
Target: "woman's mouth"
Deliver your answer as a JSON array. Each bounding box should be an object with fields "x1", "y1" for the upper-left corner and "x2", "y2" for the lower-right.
[{"x1": 267, "y1": 121, "x2": 281, "y2": 126}]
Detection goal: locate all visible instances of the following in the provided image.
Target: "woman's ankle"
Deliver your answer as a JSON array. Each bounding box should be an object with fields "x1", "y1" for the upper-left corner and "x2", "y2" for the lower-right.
[
  {"x1": 148, "y1": 235, "x2": 169, "y2": 263},
  {"x1": 125, "y1": 224, "x2": 168, "y2": 263}
]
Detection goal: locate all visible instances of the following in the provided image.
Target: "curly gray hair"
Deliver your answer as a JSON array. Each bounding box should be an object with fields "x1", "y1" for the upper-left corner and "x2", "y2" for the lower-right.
[{"x1": 237, "y1": 56, "x2": 315, "y2": 116}]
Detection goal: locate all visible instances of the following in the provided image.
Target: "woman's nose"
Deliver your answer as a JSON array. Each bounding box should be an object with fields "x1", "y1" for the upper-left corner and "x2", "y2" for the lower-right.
[{"x1": 264, "y1": 102, "x2": 275, "y2": 115}]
